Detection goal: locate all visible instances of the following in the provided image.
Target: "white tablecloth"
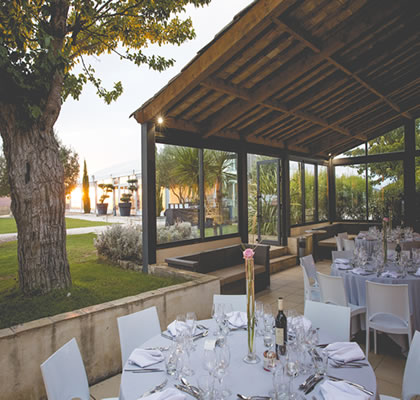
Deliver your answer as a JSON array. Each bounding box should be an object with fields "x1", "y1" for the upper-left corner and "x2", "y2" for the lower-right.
[
  {"x1": 119, "y1": 319, "x2": 377, "y2": 400},
  {"x1": 331, "y1": 263, "x2": 420, "y2": 332}
]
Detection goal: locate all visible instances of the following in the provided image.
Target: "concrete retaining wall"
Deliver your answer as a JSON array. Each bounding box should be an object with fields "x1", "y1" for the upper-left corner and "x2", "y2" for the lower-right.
[{"x1": 0, "y1": 266, "x2": 220, "y2": 400}]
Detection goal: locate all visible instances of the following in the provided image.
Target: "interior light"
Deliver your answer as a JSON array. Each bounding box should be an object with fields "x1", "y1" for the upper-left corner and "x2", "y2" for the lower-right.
[{"x1": 157, "y1": 116, "x2": 164, "y2": 125}]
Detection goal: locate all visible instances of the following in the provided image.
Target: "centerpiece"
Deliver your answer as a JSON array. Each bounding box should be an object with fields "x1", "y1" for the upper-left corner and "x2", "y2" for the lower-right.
[{"x1": 243, "y1": 247, "x2": 260, "y2": 364}]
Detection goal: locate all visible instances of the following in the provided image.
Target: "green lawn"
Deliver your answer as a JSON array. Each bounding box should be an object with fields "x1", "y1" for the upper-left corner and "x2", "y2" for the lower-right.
[
  {"x1": 0, "y1": 233, "x2": 185, "y2": 329},
  {"x1": 0, "y1": 217, "x2": 112, "y2": 234}
]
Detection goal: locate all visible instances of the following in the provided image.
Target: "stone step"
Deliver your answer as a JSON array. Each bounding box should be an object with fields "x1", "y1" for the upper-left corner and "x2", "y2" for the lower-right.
[
  {"x1": 269, "y1": 254, "x2": 297, "y2": 274},
  {"x1": 269, "y1": 245, "x2": 288, "y2": 259}
]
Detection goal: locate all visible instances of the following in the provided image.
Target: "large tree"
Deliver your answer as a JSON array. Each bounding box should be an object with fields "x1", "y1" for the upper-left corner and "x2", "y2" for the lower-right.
[{"x1": 0, "y1": 0, "x2": 210, "y2": 294}]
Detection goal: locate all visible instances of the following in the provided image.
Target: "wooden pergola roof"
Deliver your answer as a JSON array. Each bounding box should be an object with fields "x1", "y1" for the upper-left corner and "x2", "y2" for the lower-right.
[{"x1": 132, "y1": 0, "x2": 420, "y2": 158}]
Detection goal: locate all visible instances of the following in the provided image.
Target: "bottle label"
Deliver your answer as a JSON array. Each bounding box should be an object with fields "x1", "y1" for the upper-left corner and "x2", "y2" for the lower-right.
[{"x1": 275, "y1": 327, "x2": 284, "y2": 344}]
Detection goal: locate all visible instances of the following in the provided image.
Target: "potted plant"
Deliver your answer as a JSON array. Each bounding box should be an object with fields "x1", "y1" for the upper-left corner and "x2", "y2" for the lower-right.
[
  {"x1": 97, "y1": 183, "x2": 114, "y2": 215},
  {"x1": 118, "y1": 178, "x2": 138, "y2": 217}
]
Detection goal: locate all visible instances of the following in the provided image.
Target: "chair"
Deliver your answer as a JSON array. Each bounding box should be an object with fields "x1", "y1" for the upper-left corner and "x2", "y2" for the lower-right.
[
  {"x1": 300, "y1": 255, "x2": 320, "y2": 302},
  {"x1": 332, "y1": 250, "x2": 353, "y2": 261},
  {"x1": 304, "y1": 300, "x2": 351, "y2": 342},
  {"x1": 117, "y1": 306, "x2": 161, "y2": 367},
  {"x1": 343, "y1": 238, "x2": 355, "y2": 251},
  {"x1": 213, "y1": 294, "x2": 247, "y2": 312},
  {"x1": 365, "y1": 281, "x2": 412, "y2": 359},
  {"x1": 401, "y1": 240, "x2": 420, "y2": 252},
  {"x1": 380, "y1": 330, "x2": 420, "y2": 400},
  {"x1": 41, "y1": 338, "x2": 117, "y2": 400},
  {"x1": 335, "y1": 232, "x2": 349, "y2": 251},
  {"x1": 316, "y1": 272, "x2": 366, "y2": 332}
]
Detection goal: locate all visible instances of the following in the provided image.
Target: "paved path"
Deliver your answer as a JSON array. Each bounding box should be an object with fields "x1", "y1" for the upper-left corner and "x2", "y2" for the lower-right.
[{"x1": 0, "y1": 225, "x2": 112, "y2": 244}]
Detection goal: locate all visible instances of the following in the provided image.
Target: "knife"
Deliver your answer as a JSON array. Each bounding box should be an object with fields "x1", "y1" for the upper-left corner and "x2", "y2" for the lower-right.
[
  {"x1": 138, "y1": 378, "x2": 168, "y2": 398},
  {"x1": 305, "y1": 375, "x2": 323, "y2": 394},
  {"x1": 161, "y1": 332, "x2": 175, "y2": 341},
  {"x1": 175, "y1": 384, "x2": 200, "y2": 399},
  {"x1": 193, "y1": 330, "x2": 209, "y2": 341}
]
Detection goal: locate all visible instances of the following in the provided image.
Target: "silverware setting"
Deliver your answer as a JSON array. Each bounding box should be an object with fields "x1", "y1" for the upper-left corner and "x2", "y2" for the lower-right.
[
  {"x1": 327, "y1": 375, "x2": 374, "y2": 396},
  {"x1": 299, "y1": 373, "x2": 316, "y2": 390},
  {"x1": 144, "y1": 346, "x2": 170, "y2": 351},
  {"x1": 197, "y1": 323, "x2": 209, "y2": 330},
  {"x1": 193, "y1": 330, "x2": 209, "y2": 341},
  {"x1": 304, "y1": 375, "x2": 324, "y2": 394},
  {"x1": 125, "y1": 368, "x2": 164, "y2": 373},
  {"x1": 180, "y1": 377, "x2": 201, "y2": 397},
  {"x1": 175, "y1": 384, "x2": 201, "y2": 399},
  {"x1": 137, "y1": 378, "x2": 168, "y2": 398},
  {"x1": 330, "y1": 359, "x2": 368, "y2": 368},
  {"x1": 237, "y1": 394, "x2": 272, "y2": 400}
]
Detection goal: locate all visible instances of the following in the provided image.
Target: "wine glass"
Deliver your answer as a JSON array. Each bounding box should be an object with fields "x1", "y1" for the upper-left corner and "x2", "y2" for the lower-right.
[
  {"x1": 256, "y1": 301, "x2": 265, "y2": 336},
  {"x1": 285, "y1": 341, "x2": 300, "y2": 399},
  {"x1": 271, "y1": 362, "x2": 290, "y2": 400},
  {"x1": 215, "y1": 344, "x2": 231, "y2": 399},
  {"x1": 212, "y1": 303, "x2": 224, "y2": 336},
  {"x1": 203, "y1": 348, "x2": 217, "y2": 376}
]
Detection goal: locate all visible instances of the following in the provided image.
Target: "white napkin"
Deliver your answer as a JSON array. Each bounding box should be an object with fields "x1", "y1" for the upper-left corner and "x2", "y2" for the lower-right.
[
  {"x1": 141, "y1": 388, "x2": 186, "y2": 400},
  {"x1": 335, "y1": 258, "x2": 350, "y2": 264},
  {"x1": 288, "y1": 316, "x2": 312, "y2": 332},
  {"x1": 167, "y1": 320, "x2": 195, "y2": 337},
  {"x1": 352, "y1": 268, "x2": 368, "y2": 275},
  {"x1": 381, "y1": 271, "x2": 399, "y2": 279},
  {"x1": 128, "y1": 348, "x2": 164, "y2": 368},
  {"x1": 227, "y1": 311, "x2": 247, "y2": 328},
  {"x1": 325, "y1": 342, "x2": 365, "y2": 363},
  {"x1": 320, "y1": 380, "x2": 370, "y2": 400},
  {"x1": 415, "y1": 268, "x2": 420, "y2": 276}
]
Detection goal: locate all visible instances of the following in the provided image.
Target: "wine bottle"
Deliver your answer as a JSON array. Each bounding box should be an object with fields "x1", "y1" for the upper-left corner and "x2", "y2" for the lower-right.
[
  {"x1": 275, "y1": 297, "x2": 287, "y2": 357},
  {"x1": 395, "y1": 239, "x2": 401, "y2": 262}
]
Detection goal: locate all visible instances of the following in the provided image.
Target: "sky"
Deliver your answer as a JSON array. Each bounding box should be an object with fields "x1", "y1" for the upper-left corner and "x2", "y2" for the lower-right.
[{"x1": 53, "y1": 0, "x2": 255, "y2": 177}]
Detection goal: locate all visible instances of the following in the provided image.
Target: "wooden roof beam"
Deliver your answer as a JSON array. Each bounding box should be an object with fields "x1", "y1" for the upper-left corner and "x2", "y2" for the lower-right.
[
  {"x1": 271, "y1": 12, "x2": 415, "y2": 120},
  {"x1": 202, "y1": 0, "x2": 400, "y2": 138},
  {"x1": 132, "y1": 0, "x2": 297, "y2": 124}
]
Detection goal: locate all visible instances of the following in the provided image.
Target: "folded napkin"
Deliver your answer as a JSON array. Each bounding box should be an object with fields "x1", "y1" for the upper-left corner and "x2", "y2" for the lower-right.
[
  {"x1": 320, "y1": 380, "x2": 370, "y2": 400},
  {"x1": 227, "y1": 311, "x2": 247, "y2": 328},
  {"x1": 287, "y1": 316, "x2": 312, "y2": 332},
  {"x1": 335, "y1": 258, "x2": 351, "y2": 264},
  {"x1": 128, "y1": 348, "x2": 164, "y2": 368},
  {"x1": 415, "y1": 268, "x2": 420, "y2": 276},
  {"x1": 142, "y1": 388, "x2": 186, "y2": 400},
  {"x1": 325, "y1": 342, "x2": 365, "y2": 363},
  {"x1": 352, "y1": 268, "x2": 369, "y2": 275},
  {"x1": 381, "y1": 271, "x2": 399, "y2": 279},
  {"x1": 167, "y1": 320, "x2": 196, "y2": 337}
]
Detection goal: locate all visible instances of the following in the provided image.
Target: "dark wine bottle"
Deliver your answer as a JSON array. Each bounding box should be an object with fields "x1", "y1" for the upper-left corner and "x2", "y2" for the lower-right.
[
  {"x1": 275, "y1": 297, "x2": 287, "y2": 357},
  {"x1": 395, "y1": 240, "x2": 401, "y2": 262}
]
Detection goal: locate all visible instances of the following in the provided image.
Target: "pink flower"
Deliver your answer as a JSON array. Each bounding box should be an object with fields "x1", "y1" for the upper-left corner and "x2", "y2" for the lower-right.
[
  {"x1": 243, "y1": 248, "x2": 255, "y2": 259},
  {"x1": 383, "y1": 217, "x2": 389, "y2": 222}
]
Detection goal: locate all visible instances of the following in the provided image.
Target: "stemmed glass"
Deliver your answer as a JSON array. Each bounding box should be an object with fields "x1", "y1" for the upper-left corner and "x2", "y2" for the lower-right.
[
  {"x1": 212, "y1": 303, "x2": 224, "y2": 336},
  {"x1": 256, "y1": 301, "x2": 265, "y2": 336},
  {"x1": 215, "y1": 344, "x2": 231, "y2": 399},
  {"x1": 271, "y1": 362, "x2": 291, "y2": 400},
  {"x1": 285, "y1": 341, "x2": 300, "y2": 399}
]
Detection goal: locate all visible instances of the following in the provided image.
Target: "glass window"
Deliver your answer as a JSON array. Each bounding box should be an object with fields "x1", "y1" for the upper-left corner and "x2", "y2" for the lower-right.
[
  {"x1": 305, "y1": 164, "x2": 315, "y2": 223},
  {"x1": 204, "y1": 150, "x2": 238, "y2": 238},
  {"x1": 335, "y1": 143, "x2": 365, "y2": 158},
  {"x1": 318, "y1": 165, "x2": 328, "y2": 221},
  {"x1": 155, "y1": 144, "x2": 200, "y2": 244},
  {"x1": 336, "y1": 165, "x2": 366, "y2": 220},
  {"x1": 368, "y1": 126, "x2": 404, "y2": 155},
  {"x1": 290, "y1": 161, "x2": 302, "y2": 225},
  {"x1": 416, "y1": 157, "x2": 420, "y2": 227},
  {"x1": 416, "y1": 118, "x2": 420, "y2": 150},
  {"x1": 368, "y1": 161, "x2": 404, "y2": 223}
]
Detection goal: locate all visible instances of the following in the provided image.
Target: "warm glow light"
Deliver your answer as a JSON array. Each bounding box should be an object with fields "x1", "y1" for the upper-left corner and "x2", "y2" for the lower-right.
[{"x1": 157, "y1": 116, "x2": 164, "y2": 124}]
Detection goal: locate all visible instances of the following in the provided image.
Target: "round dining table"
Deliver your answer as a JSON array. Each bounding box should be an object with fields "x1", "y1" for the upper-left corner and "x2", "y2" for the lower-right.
[
  {"x1": 331, "y1": 262, "x2": 420, "y2": 332},
  {"x1": 119, "y1": 319, "x2": 378, "y2": 400}
]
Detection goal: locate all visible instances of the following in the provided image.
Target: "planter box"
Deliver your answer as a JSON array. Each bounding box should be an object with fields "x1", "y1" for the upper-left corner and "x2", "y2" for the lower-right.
[
  {"x1": 119, "y1": 202, "x2": 131, "y2": 217},
  {"x1": 96, "y1": 203, "x2": 108, "y2": 215},
  {"x1": 0, "y1": 266, "x2": 220, "y2": 400}
]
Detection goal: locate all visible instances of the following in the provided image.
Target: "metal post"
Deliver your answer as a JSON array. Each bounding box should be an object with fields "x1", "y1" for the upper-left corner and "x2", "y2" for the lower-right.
[
  {"x1": 404, "y1": 119, "x2": 416, "y2": 228},
  {"x1": 238, "y1": 147, "x2": 248, "y2": 244},
  {"x1": 141, "y1": 123, "x2": 157, "y2": 273}
]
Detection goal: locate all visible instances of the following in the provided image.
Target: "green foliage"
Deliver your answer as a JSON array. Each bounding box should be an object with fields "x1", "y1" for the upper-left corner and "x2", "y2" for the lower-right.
[
  {"x1": 0, "y1": 0, "x2": 212, "y2": 123},
  {"x1": 156, "y1": 222, "x2": 197, "y2": 244},
  {"x1": 336, "y1": 172, "x2": 367, "y2": 220},
  {"x1": 98, "y1": 183, "x2": 114, "y2": 204},
  {"x1": 119, "y1": 178, "x2": 138, "y2": 203},
  {"x1": 0, "y1": 233, "x2": 184, "y2": 328},
  {"x1": 82, "y1": 160, "x2": 90, "y2": 213}
]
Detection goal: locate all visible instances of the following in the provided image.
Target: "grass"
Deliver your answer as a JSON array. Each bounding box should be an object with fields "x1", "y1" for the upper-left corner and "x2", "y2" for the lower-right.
[
  {"x1": 0, "y1": 233, "x2": 185, "y2": 329},
  {"x1": 0, "y1": 217, "x2": 112, "y2": 234}
]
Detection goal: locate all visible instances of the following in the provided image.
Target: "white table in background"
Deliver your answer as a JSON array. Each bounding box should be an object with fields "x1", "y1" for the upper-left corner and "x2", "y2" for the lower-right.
[{"x1": 119, "y1": 319, "x2": 377, "y2": 400}]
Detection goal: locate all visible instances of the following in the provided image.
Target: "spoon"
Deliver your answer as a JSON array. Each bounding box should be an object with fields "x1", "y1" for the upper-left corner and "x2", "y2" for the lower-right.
[{"x1": 237, "y1": 394, "x2": 272, "y2": 400}]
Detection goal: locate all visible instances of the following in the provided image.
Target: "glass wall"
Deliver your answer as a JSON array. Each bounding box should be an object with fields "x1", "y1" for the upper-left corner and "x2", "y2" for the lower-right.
[
  {"x1": 368, "y1": 161, "x2": 403, "y2": 223},
  {"x1": 336, "y1": 165, "x2": 366, "y2": 220},
  {"x1": 290, "y1": 161, "x2": 302, "y2": 225},
  {"x1": 318, "y1": 165, "x2": 328, "y2": 221},
  {"x1": 155, "y1": 144, "x2": 200, "y2": 244},
  {"x1": 368, "y1": 126, "x2": 404, "y2": 155},
  {"x1": 416, "y1": 118, "x2": 420, "y2": 150},
  {"x1": 304, "y1": 164, "x2": 315, "y2": 222},
  {"x1": 204, "y1": 149, "x2": 238, "y2": 238}
]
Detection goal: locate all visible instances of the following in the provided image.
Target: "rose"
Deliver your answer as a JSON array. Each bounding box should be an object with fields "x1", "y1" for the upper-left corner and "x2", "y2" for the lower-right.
[
  {"x1": 383, "y1": 217, "x2": 389, "y2": 222},
  {"x1": 243, "y1": 248, "x2": 255, "y2": 259}
]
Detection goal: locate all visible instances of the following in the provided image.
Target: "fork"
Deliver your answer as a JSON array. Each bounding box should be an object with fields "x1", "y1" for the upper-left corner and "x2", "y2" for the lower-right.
[{"x1": 138, "y1": 378, "x2": 168, "y2": 398}]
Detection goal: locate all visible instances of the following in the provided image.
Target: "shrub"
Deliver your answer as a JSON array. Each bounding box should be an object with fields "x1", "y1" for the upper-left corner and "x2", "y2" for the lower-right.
[
  {"x1": 157, "y1": 222, "x2": 197, "y2": 244},
  {"x1": 94, "y1": 224, "x2": 142, "y2": 262}
]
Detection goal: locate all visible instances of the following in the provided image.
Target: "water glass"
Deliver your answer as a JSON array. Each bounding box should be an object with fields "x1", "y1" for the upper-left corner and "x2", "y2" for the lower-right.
[
  {"x1": 197, "y1": 374, "x2": 215, "y2": 400},
  {"x1": 164, "y1": 344, "x2": 178, "y2": 376},
  {"x1": 271, "y1": 363, "x2": 290, "y2": 400},
  {"x1": 314, "y1": 349, "x2": 328, "y2": 376}
]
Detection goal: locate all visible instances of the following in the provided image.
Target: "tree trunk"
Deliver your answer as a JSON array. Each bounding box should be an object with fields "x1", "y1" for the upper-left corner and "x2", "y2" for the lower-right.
[{"x1": 1, "y1": 106, "x2": 71, "y2": 294}]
